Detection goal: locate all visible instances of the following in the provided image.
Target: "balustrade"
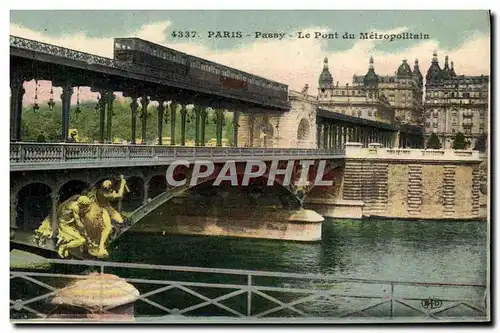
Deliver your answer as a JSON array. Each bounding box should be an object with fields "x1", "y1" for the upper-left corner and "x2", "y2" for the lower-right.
[{"x1": 10, "y1": 143, "x2": 345, "y2": 168}]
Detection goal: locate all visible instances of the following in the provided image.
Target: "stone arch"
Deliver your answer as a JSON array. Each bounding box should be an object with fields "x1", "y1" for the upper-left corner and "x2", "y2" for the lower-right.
[
  {"x1": 253, "y1": 116, "x2": 275, "y2": 148},
  {"x1": 127, "y1": 163, "x2": 305, "y2": 228},
  {"x1": 16, "y1": 182, "x2": 53, "y2": 231},
  {"x1": 303, "y1": 164, "x2": 344, "y2": 202},
  {"x1": 58, "y1": 179, "x2": 90, "y2": 202},
  {"x1": 147, "y1": 174, "x2": 168, "y2": 200},
  {"x1": 121, "y1": 176, "x2": 145, "y2": 213},
  {"x1": 297, "y1": 118, "x2": 310, "y2": 141}
]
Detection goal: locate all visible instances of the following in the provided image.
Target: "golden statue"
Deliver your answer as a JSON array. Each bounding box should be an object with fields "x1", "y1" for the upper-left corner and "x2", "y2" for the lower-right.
[{"x1": 33, "y1": 176, "x2": 129, "y2": 259}]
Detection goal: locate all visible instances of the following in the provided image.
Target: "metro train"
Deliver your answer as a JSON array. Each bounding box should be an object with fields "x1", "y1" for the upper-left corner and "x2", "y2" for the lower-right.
[{"x1": 113, "y1": 37, "x2": 288, "y2": 105}]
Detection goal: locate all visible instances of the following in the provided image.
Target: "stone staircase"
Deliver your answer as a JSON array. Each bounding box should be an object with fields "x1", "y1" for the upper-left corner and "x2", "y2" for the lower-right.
[
  {"x1": 361, "y1": 162, "x2": 389, "y2": 216},
  {"x1": 343, "y1": 161, "x2": 389, "y2": 216},
  {"x1": 442, "y1": 165, "x2": 456, "y2": 217},
  {"x1": 407, "y1": 165, "x2": 423, "y2": 216},
  {"x1": 342, "y1": 161, "x2": 363, "y2": 201},
  {"x1": 471, "y1": 165, "x2": 481, "y2": 217}
]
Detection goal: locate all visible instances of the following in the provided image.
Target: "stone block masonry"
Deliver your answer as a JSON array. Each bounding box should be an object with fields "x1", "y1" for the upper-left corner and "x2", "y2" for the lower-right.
[
  {"x1": 471, "y1": 165, "x2": 481, "y2": 217},
  {"x1": 341, "y1": 143, "x2": 485, "y2": 220},
  {"x1": 407, "y1": 165, "x2": 422, "y2": 216},
  {"x1": 442, "y1": 166, "x2": 456, "y2": 217}
]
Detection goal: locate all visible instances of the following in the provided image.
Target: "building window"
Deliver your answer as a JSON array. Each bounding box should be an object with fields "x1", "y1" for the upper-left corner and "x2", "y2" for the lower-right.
[
  {"x1": 358, "y1": 110, "x2": 362, "y2": 117},
  {"x1": 368, "y1": 111, "x2": 372, "y2": 117},
  {"x1": 463, "y1": 92, "x2": 470, "y2": 98},
  {"x1": 425, "y1": 122, "x2": 430, "y2": 128},
  {"x1": 342, "y1": 91, "x2": 345, "y2": 96}
]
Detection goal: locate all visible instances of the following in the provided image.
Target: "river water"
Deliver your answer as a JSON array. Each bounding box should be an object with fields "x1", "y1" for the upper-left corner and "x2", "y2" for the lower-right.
[
  {"x1": 105, "y1": 219, "x2": 488, "y2": 319},
  {"x1": 111, "y1": 219, "x2": 487, "y2": 283}
]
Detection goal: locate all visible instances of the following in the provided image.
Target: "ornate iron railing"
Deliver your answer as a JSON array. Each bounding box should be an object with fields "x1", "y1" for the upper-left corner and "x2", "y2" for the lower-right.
[
  {"x1": 10, "y1": 258, "x2": 488, "y2": 322},
  {"x1": 10, "y1": 143, "x2": 345, "y2": 170}
]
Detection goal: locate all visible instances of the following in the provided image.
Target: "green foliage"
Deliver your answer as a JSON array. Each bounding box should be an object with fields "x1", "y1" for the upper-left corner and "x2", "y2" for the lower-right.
[
  {"x1": 452, "y1": 132, "x2": 467, "y2": 150},
  {"x1": 426, "y1": 133, "x2": 441, "y2": 149},
  {"x1": 20, "y1": 99, "x2": 233, "y2": 145}
]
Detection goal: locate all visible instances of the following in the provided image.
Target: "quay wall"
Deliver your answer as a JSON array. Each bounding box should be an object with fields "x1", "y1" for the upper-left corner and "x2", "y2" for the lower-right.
[{"x1": 341, "y1": 143, "x2": 484, "y2": 220}]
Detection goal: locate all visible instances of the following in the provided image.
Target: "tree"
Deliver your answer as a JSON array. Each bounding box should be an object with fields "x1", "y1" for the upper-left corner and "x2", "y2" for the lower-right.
[
  {"x1": 426, "y1": 133, "x2": 441, "y2": 149},
  {"x1": 452, "y1": 132, "x2": 467, "y2": 150},
  {"x1": 474, "y1": 133, "x2": 487, "y2": 152}
]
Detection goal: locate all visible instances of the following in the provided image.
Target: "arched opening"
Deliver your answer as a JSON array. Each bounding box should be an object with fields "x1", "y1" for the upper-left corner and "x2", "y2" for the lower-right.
[
  {"x1": 121, "y1": 176, "x2": 145, "y2": 213},
  {"x1": 16, "y1": 183, "x2": 52, "y2": 231},
  {"x1": 304, "y1": 166, "x2": 343, "y2": 202},
  {"x1": 257, "y1": 120, "x2": 274, "y2": 148},
  {"x1": 297, "y1": 118, "x2": 310, "y2": 141},
  {"x1": 59, "y1": 180, "x2": 89, "y2": 202},
  {"x1": 177, "y1": 175, "x2": 301, "y2": 216},
  {"x1": 148, "y1": 175, "x2": 168, "y2": 199}
]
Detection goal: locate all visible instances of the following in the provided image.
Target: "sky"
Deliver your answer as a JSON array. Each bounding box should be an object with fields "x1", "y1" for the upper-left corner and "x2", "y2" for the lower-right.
[{"x1": 10, "y1": 10, "x2": 491, "y2": 104}]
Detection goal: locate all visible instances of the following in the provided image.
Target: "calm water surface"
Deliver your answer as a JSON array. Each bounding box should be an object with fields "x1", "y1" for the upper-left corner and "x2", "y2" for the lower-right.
[
  {"x1": 11, "y1": 219, "x2": 488, "y2": 319},
  {"x1": 111, "y1": 219, "x2": 487, "y2": 284}
]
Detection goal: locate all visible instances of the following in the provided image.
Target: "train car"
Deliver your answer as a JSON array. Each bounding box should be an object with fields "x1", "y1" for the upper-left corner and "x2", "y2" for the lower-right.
[
  {"x1": 114, "y1": 38, "x2": 188, "y2": 77},
  {"x1": 113, "y1": 37, "x2": 288, "y2": 107}
]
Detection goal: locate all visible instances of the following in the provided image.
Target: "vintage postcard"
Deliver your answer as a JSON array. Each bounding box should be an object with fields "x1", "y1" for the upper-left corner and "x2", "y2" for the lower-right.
[{"x1": 9, "y1": 9, "x2": 490, "y2": 324}]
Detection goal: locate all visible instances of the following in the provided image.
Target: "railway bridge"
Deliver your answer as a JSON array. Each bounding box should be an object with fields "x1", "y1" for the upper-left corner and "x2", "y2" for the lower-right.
[{"x1": 9, "y1": 35, "x2": 484, "y2": 254}]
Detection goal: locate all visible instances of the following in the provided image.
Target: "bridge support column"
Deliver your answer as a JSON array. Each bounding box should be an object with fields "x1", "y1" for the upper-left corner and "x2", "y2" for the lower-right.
[
  {"x1": 106, "y1": 91, "x2": 116, "y2": 143},
  {"x1": 10, "y1": 196, "x2": 18, "y2": 230},
  {"x1": 216, "y1": 110, "x2": 224, "y2": 147},
  {"x1": 249, "y1": 113, "x2": 255, "y2": 147},
  {"x1": 323, "y1": 122, "x2": 328, "y2": 149},
  {"x1": 233, "y1": 110, "x2": 239, "y2": 147},
  {"x1": 329, "y1": 124, "x2": 335, "y2": 148},
  {"x1": 141, "y1": 96, "x2": 150, "y2": 144},
  {"x1": 157, "y1": 99, "x2": 165, "y2": 145},
  {"x1": 316, "y1": 120, "x2": 322, "y2": 148},
  {"x1": 143, "y1": 183, "x2": 149, "y2": 206},
  {"x1": 10, "y1": 78, "x2": 24, "y2": 142},
  {"x1": 60, "y1": 84, "x2": 73, "y2": 142},
  {"x1": 194, "y1": 107, "x2": 201, "y2": 146},
  {"x1": 50, "y1": 192, "x2": 59, "y2": 241},
  {"x1": 332, "y1": 124, "x2": 337, "y2": 149},
  {"x1": 170, "y1": 103, "x2": 177, "y2": 146},
  {"x1": 97, "y1": 92, "x2": 107, "y2": 143},
  {"x1": 180, "y1": 105, "x2": 187, "y2": 146},
  {"x1": 200, "y1": 108, "x2": 207, "y2": 146},
  {"x1": 129, "y1": 96, "x2": 139, "y2": 144}
]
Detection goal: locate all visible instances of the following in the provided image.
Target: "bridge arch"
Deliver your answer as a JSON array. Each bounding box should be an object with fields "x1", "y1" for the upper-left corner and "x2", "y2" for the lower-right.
[
  {"x1": 120, "y1": 163, "x2": 306, "y2": 235},
  {"x1": 297, "y1": 118, "x2": 310, "y2": 141},
  {"x1": 122, "y1": 176, "x2": 145, "y2": 213},
  {"x1": 15, "y1": 182, "x2": 52, "y2": 231},
  {"x1": 147, "y1": 174, "x2": 168, "y2": 200},
  {"x1": 58, "y1": 179, "x2": 90, "y2": 202},
  {"x1": 303, "y1": 163, "x2": 344, "y2": 202}
]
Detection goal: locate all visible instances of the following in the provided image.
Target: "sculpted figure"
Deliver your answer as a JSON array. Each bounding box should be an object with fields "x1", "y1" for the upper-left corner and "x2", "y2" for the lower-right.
[
  {"x1": 56, "y1": 196, "x2": 93, "y2": 258},
  {"x1": 33, "y1": 177, "x2": 128, "y2": 258},
  {"x1": 34, "y1": 195, "x2": 96, "y2": 258},
  {"x1": 87, "y1": 175, "x2": 128, "y2": 256}
]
